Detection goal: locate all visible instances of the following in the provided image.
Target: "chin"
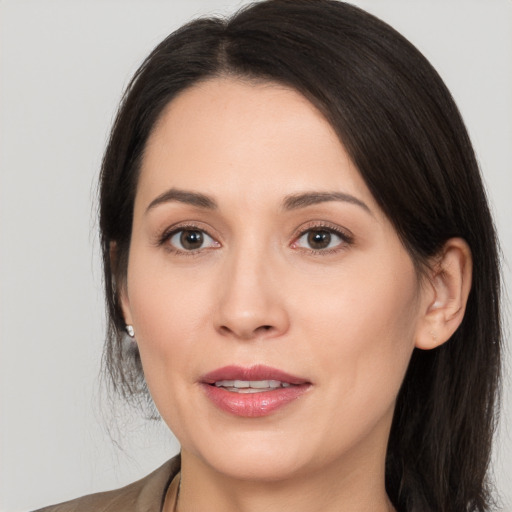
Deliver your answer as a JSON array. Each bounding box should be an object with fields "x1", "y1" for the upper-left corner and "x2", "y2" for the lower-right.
[{"x1": 187, "y1": 433, "x2": 315, "y2": 482}]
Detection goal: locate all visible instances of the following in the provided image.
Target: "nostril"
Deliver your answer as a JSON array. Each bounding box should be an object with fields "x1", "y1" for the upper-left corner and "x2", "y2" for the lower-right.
[{"x1": 218, "y1": 323, "x2": 275, "y2": 339}]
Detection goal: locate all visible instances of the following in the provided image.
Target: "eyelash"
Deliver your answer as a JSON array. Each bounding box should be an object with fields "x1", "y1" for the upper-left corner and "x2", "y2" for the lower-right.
[
  {"x1": 157, "y1": 222, "x2": 354, "y2": 256},
  {"x1": 157, "y1": 223, "x2": 217, "y2": 257},
  {"x1": 291, "y1": 222, "x2": 354, "y2": 255}
]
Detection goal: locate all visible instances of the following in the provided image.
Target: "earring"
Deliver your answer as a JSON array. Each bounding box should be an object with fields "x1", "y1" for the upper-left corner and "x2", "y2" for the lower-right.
[{"x1": 126, "y1": 325, "x2": 135, "y2": 337}]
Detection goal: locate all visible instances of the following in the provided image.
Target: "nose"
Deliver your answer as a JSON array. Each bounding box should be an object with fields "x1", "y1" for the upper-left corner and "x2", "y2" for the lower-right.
[{"x1": 213, "y1": 247, "x2": 290, "y2": 341}]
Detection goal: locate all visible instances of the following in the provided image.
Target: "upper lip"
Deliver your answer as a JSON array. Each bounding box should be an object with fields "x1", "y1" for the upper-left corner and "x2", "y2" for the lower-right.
[{"x1": 201, "y1": 365, "x2": 310, "y2": 385}]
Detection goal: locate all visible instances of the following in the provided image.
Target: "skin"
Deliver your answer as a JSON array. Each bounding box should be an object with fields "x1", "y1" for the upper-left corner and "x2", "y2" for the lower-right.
[{"x1": 120, "y1": 78, "x2": 471, "y2": 512}]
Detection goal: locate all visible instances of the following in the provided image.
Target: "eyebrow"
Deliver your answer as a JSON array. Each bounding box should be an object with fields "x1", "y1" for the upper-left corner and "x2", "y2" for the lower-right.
[
  {"x1": 282, "y1": 191, "x2": 372, "y2": 214},
  {"x1": 146, "y1": 188, "x2": 217, "y2": 213},
  {"x1": 145, "y1": 188, "x2": 371, "y2": 215}
]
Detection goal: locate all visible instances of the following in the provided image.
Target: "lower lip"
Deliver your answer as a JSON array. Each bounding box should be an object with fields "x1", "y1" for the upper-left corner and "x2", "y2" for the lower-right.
[{"x1": 202, "y1": 384, "x2": 310, "y2": 417}]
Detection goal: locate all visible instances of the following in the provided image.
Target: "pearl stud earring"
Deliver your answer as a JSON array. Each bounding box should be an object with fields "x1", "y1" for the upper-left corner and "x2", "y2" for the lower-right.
[{"x1": 126, "y1": 325, "x2": 135, "y2": 337}]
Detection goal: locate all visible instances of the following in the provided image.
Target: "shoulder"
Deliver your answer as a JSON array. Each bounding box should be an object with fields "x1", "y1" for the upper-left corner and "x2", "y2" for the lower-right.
[{"x1": 32, "y1": 456, "x2": 181, "y2": 512}]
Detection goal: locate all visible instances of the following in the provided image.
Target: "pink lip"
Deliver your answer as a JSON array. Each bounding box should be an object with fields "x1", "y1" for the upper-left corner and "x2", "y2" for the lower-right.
[{"x1": 200, "y1": 365, "x2": 311, "y2": 418}]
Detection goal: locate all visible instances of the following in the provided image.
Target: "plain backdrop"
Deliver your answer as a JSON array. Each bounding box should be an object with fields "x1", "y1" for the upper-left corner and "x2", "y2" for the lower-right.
[{"x1": 1, "y1": 1, "x2": 511, "y2": 511}]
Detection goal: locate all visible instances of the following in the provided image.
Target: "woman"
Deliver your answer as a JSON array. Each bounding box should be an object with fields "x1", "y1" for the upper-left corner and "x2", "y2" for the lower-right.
[{"x1": 34, "y1": 0, "x2": 502, "y2": 511}]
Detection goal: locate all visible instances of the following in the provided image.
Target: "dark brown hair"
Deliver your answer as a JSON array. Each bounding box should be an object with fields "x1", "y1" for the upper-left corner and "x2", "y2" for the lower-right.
[{"x1": 99, "y1": 1, "x2": 502, "y2": 510}]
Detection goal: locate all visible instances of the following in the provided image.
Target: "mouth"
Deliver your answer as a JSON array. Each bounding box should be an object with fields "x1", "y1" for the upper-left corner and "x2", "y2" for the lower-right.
[{"x1": 200, "y1": 365, "x2": 311, "y2": 417}]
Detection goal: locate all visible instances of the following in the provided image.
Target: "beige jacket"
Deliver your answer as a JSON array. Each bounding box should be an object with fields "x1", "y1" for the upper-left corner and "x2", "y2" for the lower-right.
[{"x1": 33, "y1": 456, "x2": 181, "y2": 512}]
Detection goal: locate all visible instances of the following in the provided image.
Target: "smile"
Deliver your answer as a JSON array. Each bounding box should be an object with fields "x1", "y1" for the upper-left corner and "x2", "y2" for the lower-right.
[{"x1": 201, "y1": 365, "x2": 311, "y2": 417}]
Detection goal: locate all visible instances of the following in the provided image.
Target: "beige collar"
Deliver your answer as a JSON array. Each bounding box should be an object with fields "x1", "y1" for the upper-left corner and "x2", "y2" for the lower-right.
[{"x1": 163, "y1": 471, "x2": 181, "y2": 512}]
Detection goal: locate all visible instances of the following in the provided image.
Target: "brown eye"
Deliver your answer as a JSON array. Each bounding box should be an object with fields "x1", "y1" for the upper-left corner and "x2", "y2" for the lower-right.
[
  {"x1": 307, "y1": 230, "x2": 332, "y2": 250},
  {"x1": 180, "y1": 230, "x2": 204, "y2": 250},
  {"x1": 295, "y1": 228, "x2": 347, "y2": 252},
  {"x1": 168, "y1": 228, "x2": 218, "y2": 252}
]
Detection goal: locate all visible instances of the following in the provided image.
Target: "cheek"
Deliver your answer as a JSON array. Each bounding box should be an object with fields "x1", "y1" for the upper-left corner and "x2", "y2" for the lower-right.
[
  {"x1": 281, "y1": 260, "x2": 420, "y2": 464},
  {"x1": 295, "y1": 250, "x2": 420, "y2": 412},
  {"x1": 124, "y1": 252, "x2": 214, "y2": 388}
]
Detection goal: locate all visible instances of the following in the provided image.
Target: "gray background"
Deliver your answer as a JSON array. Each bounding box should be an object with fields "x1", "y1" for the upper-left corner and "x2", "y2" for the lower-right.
[{"x1": 1, "y1": 1, "x2": 511, "y2": 511}]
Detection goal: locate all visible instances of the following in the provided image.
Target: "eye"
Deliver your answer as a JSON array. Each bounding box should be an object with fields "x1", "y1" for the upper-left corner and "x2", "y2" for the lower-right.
[
  {"x1": 168, "y1": 228, "x2": 219, "y2": 252},
  {"x1": 294, "y1": 227, "x2": 349, "y2": 251}
]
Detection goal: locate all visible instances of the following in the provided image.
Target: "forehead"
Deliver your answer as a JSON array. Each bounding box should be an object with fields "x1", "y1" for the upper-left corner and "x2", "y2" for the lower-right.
[{"x1": 137, "y1": 77, "x2": 376, "y2": 211}]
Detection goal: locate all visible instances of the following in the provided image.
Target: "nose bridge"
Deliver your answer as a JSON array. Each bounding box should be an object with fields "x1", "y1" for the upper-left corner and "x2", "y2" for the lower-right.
[{"x1": 214, "y1": 234, "x2": 289, "y2": 339}]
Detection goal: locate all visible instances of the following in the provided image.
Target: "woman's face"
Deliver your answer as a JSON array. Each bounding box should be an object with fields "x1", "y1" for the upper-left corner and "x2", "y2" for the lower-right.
[{"x1": 122, "y1": 78, "x2": 429, "y2": 481}]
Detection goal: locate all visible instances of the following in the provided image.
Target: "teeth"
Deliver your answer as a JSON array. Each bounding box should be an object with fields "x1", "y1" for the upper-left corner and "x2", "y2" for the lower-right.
[
  {"x1": 214, "y1": 379, "x2": 293, "y2": 392},
  {"x1": 249, "y1": 380, "x2": 280, "y2": 389}
]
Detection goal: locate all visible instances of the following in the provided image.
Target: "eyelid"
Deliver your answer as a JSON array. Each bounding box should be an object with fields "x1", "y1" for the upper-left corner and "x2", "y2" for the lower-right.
[
  {"x1": 290, "y1": 221, "x2": 354, "y2": 252},
  {"x1": 169, "y1": 229, "x2": 217, "y2": 251},
  {"x1": 156, "y1": 222, "x2": 221, "y2": 254},
  {"x1": 154, "y1": 220, "x2": 353, "y2": 255}
]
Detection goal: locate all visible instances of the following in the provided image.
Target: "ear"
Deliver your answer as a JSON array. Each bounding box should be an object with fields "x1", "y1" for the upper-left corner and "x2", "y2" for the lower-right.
[
  {"x1": 110, "y1": 241, "x2": 133, "y2": 326},
  {"x1": 415, "y1": 238, "x2": 472, "y2": 350}
]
